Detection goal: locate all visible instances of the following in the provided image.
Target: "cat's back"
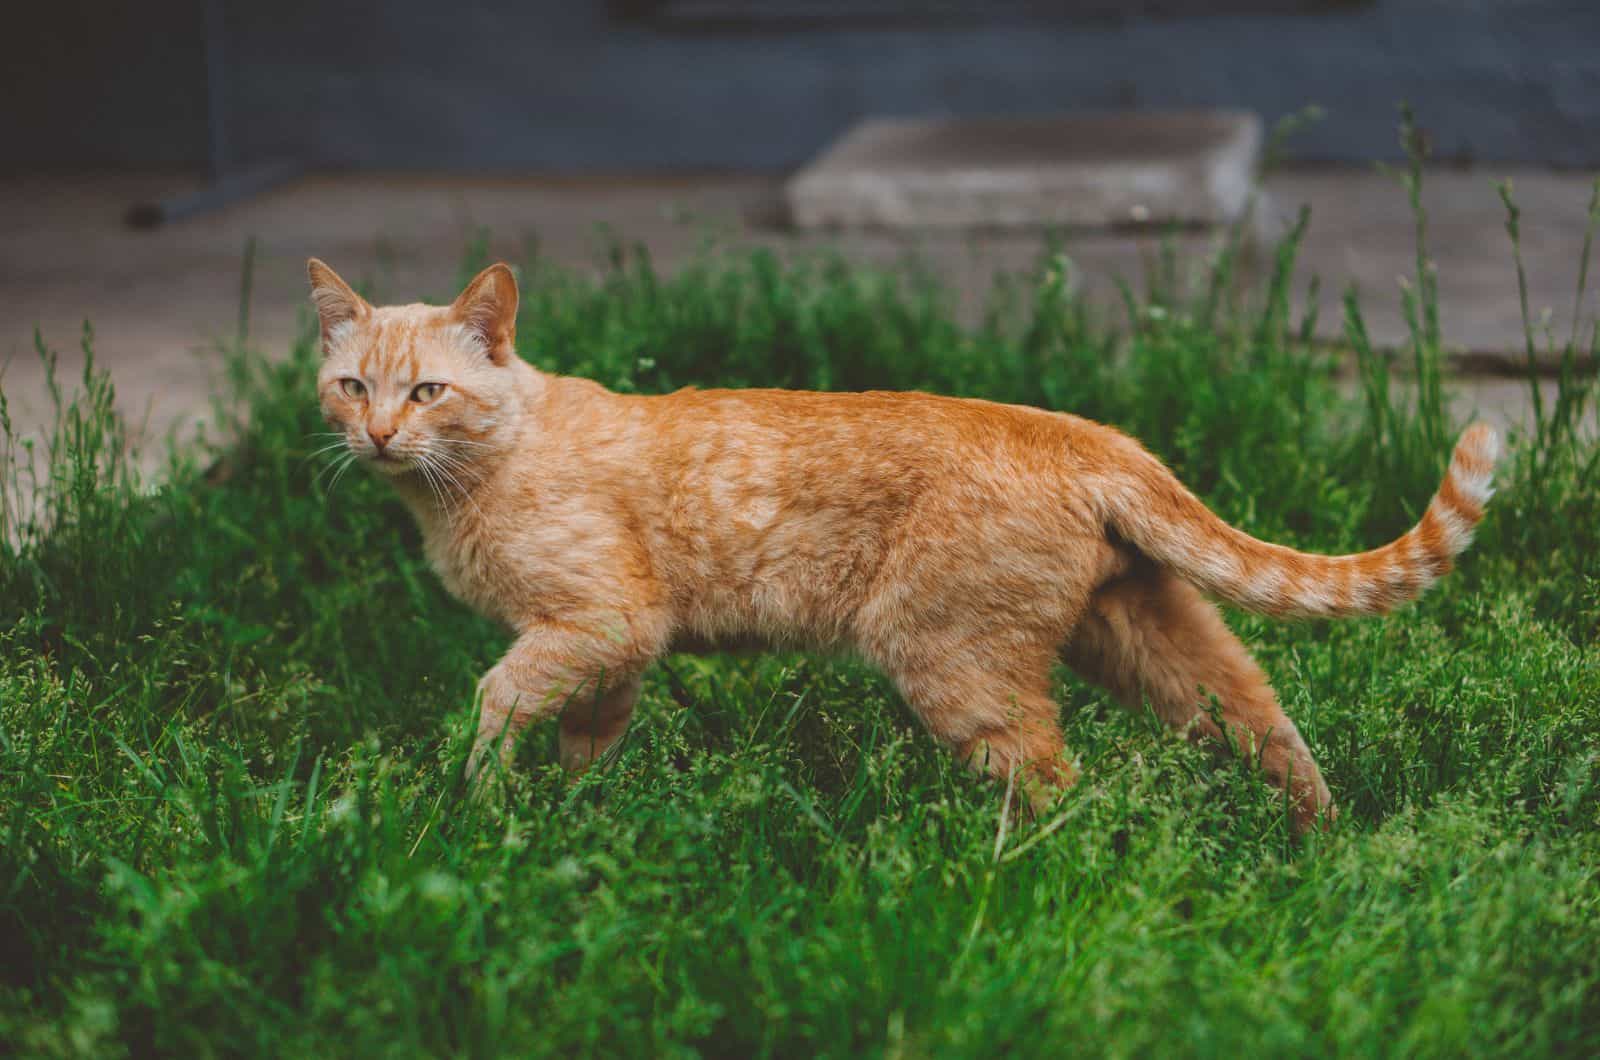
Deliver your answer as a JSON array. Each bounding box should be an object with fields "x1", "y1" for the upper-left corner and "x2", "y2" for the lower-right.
[{"x1": 643, "y1": 384, "x2": 1088, "y2": 456}]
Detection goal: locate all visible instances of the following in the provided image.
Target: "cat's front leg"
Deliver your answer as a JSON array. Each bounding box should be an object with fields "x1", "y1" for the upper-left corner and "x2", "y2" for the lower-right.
[
  {"x1": 465, "y1": 613, "x2": 666, "y2": 782},
  {"x1": 557, "y1": 675, "x2": 644, "y2": 771}
]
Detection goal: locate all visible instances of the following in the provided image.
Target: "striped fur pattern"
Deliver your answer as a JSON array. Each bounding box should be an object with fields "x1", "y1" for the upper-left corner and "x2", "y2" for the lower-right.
[
  {"x1": 308, "y1": 260, "x2": 1499, "y2": 835},
  {"x1": 1096, "y1": 424, "x2": 1499, "y2": 618}
]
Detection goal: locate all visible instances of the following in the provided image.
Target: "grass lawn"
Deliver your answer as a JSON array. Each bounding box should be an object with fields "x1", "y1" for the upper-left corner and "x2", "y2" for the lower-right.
[{"x1": 3, "y1": 171, "x2": 1599, "y2": 1055}]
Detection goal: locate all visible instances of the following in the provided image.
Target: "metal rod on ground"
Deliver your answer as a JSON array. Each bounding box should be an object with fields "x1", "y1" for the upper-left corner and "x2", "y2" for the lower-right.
[{"x1": 124, "y1": 159, "x2": 304, "y2": 228}]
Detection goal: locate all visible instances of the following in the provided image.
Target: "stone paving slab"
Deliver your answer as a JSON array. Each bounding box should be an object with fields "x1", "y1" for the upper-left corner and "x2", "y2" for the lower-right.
[{"x1": 787, "y1": 111, "x2": 1263, "y2": 230}]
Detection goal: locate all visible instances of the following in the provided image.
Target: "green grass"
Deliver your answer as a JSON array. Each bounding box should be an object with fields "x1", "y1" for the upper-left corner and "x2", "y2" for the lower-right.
[{"x1": 3, "y1": 161, "x2": 1600, "y2": 1056}]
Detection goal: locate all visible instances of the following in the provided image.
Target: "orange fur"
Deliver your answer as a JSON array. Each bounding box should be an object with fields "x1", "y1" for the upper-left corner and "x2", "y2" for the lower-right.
[{"x1": 308, "y1": 260, "x2": 1499, "y2": 834}]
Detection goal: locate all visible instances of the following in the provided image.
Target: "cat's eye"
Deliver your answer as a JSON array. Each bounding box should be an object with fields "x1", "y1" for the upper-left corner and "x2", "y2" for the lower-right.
[
  {"x1": 410, "y1": 382, "x2": 445, "y2": 404},
  {"x1": 339, "y1": 378, "x2": 367, "y2": 399}
]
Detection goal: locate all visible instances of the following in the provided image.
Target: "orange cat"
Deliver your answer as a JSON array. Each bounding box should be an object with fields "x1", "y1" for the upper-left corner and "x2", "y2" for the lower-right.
[{"x1": 308, "y1": 259, "x2": 1499, "y2": 832}]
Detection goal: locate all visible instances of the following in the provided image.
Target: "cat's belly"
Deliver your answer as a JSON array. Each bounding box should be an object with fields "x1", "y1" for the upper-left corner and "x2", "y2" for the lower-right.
[
  {"x1": 670, "y1": 573, "x2": 865, "y2": 656},
  {"x1": 666, "y1": 630, "x2": 778, "y2": 656}
]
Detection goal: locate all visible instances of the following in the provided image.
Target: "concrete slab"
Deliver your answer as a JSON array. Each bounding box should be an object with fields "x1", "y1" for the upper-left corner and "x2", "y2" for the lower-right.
[{"x1": 786, "y1": 111, "x2": 1263, "y2": 230}]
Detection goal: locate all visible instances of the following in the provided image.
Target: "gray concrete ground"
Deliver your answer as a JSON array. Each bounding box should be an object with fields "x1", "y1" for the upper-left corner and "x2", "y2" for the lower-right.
[{"x1": 1, "y1": 166, "x2": 1594, "y2": 472}]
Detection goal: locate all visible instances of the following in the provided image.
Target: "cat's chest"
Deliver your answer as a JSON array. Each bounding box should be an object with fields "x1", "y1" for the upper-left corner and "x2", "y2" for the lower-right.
[{"x1": 423, "y1": 520, "x2": 517, "y2": 624}]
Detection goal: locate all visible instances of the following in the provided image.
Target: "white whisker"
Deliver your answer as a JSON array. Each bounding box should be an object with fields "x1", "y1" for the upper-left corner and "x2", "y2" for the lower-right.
[
  {"x1": 327, "y1": 453, "x2": 358, "y2": 494},
  {"x1": 313, "y1": 450, "x2": 352, "y2": 489},
  {"x1": 428, "y1": 448, "x2": 484, "y2": 487},
  {"x1": 429, "y1": 447, "x2": 485, "y2": 485},
  {"x1": 414, "y1": 456, "x2": 452, "y2": 525},
  {"x1": 302, "y1": 440, "x2": 350, "y2": 468},
  {"x1": 423, "y1": 446, "x2": 487, "y2": 524},
  {"x1": 423, "y1": 460, "x2": 472, "y2": 522}
]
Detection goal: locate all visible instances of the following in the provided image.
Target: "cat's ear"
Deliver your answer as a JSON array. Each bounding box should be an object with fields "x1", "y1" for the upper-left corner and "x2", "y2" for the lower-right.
[
  {"x1": 306, "y1": 259, "x2": 371, "y2": 353},
  {"x1": 450, "y1": 263, "x2": 519, "y2": 365}
]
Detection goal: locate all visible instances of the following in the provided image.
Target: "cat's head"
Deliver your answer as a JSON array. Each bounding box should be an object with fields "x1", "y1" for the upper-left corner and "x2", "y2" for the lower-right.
[{"x1": 307, "y1": 259, "x2": 525, "y2": 477}]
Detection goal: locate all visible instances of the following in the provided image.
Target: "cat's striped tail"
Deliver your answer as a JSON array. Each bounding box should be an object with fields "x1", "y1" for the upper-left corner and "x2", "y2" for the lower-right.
[{"x1": 1098, "y1": 424, "x2": 1500, "y2": 618}]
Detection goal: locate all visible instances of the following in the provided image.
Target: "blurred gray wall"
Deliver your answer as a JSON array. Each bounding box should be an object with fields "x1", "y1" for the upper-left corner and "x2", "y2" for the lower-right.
[{"x1": 7, "y1": 0, "x2": 1599, "y2": 170}]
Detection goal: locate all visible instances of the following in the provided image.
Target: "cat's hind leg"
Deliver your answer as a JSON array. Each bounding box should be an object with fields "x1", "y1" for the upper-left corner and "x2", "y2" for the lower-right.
[
  {"x1": 1064, "y1": 562, "x2": 1333, "y2": 833},
  {"x1": 853, "y1": 510, "x2": 1117, "y2": 814},
  {"x1": 884, "y1": 643, "x2": 1078, "y2": 813}
]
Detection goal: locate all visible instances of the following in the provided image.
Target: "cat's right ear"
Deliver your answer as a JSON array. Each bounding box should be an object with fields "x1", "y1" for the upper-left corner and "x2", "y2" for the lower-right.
[{"x1": 306, "y1": 258, "x2": 371, "y2": 353}]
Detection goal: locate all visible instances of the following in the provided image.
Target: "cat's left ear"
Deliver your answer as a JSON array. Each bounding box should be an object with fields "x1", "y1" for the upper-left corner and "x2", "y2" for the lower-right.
[{"x1": 450, "y1": 263, "x2": 519, "y2": 365}]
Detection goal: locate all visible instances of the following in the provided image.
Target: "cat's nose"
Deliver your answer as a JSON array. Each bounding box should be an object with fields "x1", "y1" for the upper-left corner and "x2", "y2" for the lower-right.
[{"x1": 368, "y1": 425, "x2": 397, "y2": 451}]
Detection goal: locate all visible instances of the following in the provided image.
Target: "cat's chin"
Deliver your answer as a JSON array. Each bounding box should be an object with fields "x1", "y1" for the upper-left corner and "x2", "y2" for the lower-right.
[{"x1": 366, "y1": 454, "x2": 415, "y2": 476}]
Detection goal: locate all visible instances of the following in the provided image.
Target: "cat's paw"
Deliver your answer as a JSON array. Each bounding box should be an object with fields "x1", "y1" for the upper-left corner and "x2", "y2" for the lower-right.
[{"x1": 1019, "y1": 755, "x2": 1081, "y2": 819}]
